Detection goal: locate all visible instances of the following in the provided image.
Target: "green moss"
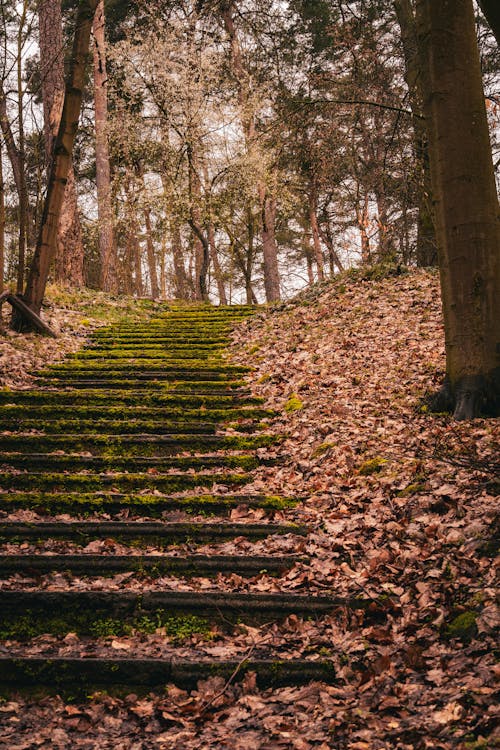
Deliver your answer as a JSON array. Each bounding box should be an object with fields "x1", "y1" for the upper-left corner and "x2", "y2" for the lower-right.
[
  {"x1": 445, "y1": 611, "x2": 478, "y2": 642},
  {"x1": 358, "y1": 456, "x2": 388, "y2": 475},
  {"x1": 0, "y1": 612, "x2": 211, "y2": 642},
  {"x1": 284, "y1": 393, "x2": 304, "y2": 413},
  {"x1": 312, "y1": 442, "x2": 335, "y2": 457},
  {"x1": 396, "y1": 482, "x2": 426, "y2": 497}
]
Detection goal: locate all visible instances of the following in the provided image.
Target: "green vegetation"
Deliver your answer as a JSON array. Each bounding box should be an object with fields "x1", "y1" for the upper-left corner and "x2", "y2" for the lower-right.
[
  {"x1": 285, "y1": 393, "x2": 304, "y2": 412},
  {"x1": 357, "y1": 456, "x2": 388, "y2": 475}
]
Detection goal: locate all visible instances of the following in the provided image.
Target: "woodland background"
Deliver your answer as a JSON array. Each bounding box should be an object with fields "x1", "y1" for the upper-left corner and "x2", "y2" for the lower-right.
[{"x1": 1, "y1": 0, "x2": 498, "y2": 305}]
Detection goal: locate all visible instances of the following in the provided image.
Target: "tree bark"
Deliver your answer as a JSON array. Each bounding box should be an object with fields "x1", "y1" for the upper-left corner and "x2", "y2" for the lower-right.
[
  {"x1": 0, "y1": 140, "x2": 4, "y2": 293},
  {"x1": 13, "y1": 0, "x2": 98, "y2": 326},
  {"x1": 308, "y1": 183, "x2": 324, "y2": 282},
  {"x1": 93, "y1": 0, "x2": 118, "y2": 294},
  {"x1": 39, "y1": 0, "x2": 84, "y2": 286},
  {"x1": 478, "y1": 0, "x2": 500, "y2": 47},
  {"x1": 394, "y1": 0, "x2": 437, "y2": 267},
  {"x1": 416, "y1": 0, "x2": 500, "y2": 418}
]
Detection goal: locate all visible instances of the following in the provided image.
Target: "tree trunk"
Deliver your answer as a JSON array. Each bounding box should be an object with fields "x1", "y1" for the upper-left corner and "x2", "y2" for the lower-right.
[
  {"x1": 171, "y1": 222, "x2": 192, "y2": 300},
  {"x1": 260, "y1": 190, "x2": 281, "y2": 302},
  {"x1": 39, "y1": 0, "x2": 84, "y2": 287},
  {"x1": 394, "y1": 0, "x2": 437, "y2": 267},
  {"x1": 416, "y1": 0, "x2": 500, "y2": 419},
  {"x1": 356, "y1": 195, "x2": 371, "y2": 264},
  {"x1": 93, "y1": 0, "x2": 118, "y2": 294},
  {"x1": 0, "y1": 140, "x2": 4, "y2": 293},
  {"x1": 187, "y1": 144, "x2": 209, "y2": 301},
  {"x1": 13, "y1": 0, "x2": 98, "y2": 327},
  {"x1": 478, "y1": 0, "x2": 500, "y2": 46},
  {"x1": 308, "y1": 184, "x2": 324, "y2": 282}
]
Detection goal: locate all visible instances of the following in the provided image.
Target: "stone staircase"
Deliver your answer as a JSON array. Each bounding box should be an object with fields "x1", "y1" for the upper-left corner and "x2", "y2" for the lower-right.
[{"x1": 0, "y1": 306, "x2": 366, "y2": 695}]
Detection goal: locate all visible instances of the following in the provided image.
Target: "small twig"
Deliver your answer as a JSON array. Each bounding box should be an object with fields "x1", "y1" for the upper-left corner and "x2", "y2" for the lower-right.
[{"x1": 198, "y1": 634, "x2": 272, "y2": 716}]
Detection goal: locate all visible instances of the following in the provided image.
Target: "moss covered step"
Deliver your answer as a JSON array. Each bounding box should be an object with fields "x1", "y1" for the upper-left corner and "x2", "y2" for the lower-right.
[
  {"x1": 0, "y1": 453, "x2": 263, "y2": 472},
  {"x1": 0, "y1": 389, "x2": 265, "y2": 407},
  {"x1": 0, "y1": 553, "x2": 304, "y2": 577},
  {"x1": 74, "y1": 350, "x2": 226, "y2": 360},
  {"x1": 33, "y1": 378, "x2": 247, "y2": 391},
  {"x1": 0, "y1": 493, "x2": 297, "y2": 516},
  {"x1": 36, "y1": 368, "x2": 245, "y2": 381},
  {"x1": 0, "y1": 471, "x2": 251, "y2": 493},
  {"x1": 0, "y1": 434, "x2": 278, "y2": 455},
  {"x1": 88, "y1": 336, "x2": 230, "y2": 345},
  {"x1": 47, "y1": 361, "x2": 250, "y2": 374},
  {"x1": 0, "y1": 590, "x2": 372, "y2": 631},
  {"x1": 0, "y1": 405, "x2": 274, "y2": 422},
  {"x1": 0, "y1": 657, "x2": 335, "y2": 692},
  {"x1": 0, "y1": 419, "x2": 226, "y2": 435},
  {"x1": 0, "y1": 520, "x2": 305, "y2": 543}
]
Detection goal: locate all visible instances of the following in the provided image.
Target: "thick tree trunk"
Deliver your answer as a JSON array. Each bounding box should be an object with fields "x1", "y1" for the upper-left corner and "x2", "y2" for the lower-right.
[
  {"x1": 13, "y1": 0, "x2": 98, "y2": 326},
  {"x1": 260, "y1": 190, "x2": 281, "y2": 302},
  {"x1": 39, "y1": 0, "x2": 84, "y2": 287},
  {"x1": 478, "y1": 0, "x2": 500, "y2": 47},
  {"x1": 93, "y1": 0, "x2": 118, "y2": 294},
  {"x1": 0, "y1": 141, "x2": 4, "y2": 293},
  {"x1": 394, "y1": 0, "x2": 437, "y2": 267},
  {"x1": 416, "y1": 0, "x2": 500, "y2": 419}
]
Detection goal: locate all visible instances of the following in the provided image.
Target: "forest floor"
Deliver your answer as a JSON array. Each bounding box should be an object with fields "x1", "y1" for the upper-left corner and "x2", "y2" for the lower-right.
[{"x1": 0, "y1": 268, "x2": 498, "y2": 749}]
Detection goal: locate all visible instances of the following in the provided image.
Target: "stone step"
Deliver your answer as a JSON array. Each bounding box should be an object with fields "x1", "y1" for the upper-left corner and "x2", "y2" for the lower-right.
[
  {"x1": 0, "y1": 657, "x2": 336, "y2": 693},
  {"x1": 0, "y1": 553, "x2": 304, "y2": 577},
  {"x1": 0, "y1": 471, "x2": 252, "y2": 493},
  {"x1": 0, "y1": 452, "x2": 264, "y2": 472},
  {"x1": 0, "y1": 389, "x2": 265, "y2": 407},
  {"x1": 0, "y1": 404, "x2": 273, "y2": 421},
  {"x1": 1, "y1": 419, "x2": 222, "y2": 435},
  {"x1": 2, "y1": 419, "x2": 263, "y2": 435},
  {"x1": 37, "y1": 369, "x2": 245, "y2": 381},
  {"x1": 0, "y1": 433, "x2": 277, "y2": 455},
  {"x1": 0, "y1": 590, "x2": 373, "y2": 632},
  {"x1": 47, "y1": 362, "x2": 250, "y2": 374},
  {"x1": 33, "y1": 378, "x2": 247, "y2": 390},
  {"x1": 0, "y1": 493, "x2": 296, "y2": 516}
]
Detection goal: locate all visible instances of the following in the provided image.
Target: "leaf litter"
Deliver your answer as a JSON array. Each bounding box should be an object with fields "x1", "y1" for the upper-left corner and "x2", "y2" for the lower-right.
[{"x1": 0, "y1": 269, "x2": 498, "y2": 749}]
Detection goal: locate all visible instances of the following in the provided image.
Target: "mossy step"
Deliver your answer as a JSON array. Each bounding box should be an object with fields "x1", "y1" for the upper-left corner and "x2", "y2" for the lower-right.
[
  {"x1": 0, "y1": 390, "x2": 265, "y2": 407},
  {"x1": 34, "y1": 379, "x2": 247, "y2": 391},
  {"x1": 0, "y1": 405, "x2": 274, "y2": 422},
  {"x1": 75, "y1": 350, "x2": 225, "y2": 359},
  {"x1": 0, "y1": 419, "x2": 232, "y2": 435},
  {"x1": 47, "y1": 362, "x2": 250, "y2": 374},
  {"x1": 89, "y1": 336, "x2": 230, "y2": 344},
  {"x1": 0, "y1": 471, "x2": 251, "y2": 493},
  {"x1": 0, "y1": 590, "x2": 373, "y2": 630},
  {"x1": 0, "y1": 657, "x2": 335, "y2": 693},
  {"x1": 0, "y1": 434, "x2": 278, "y2": 456},
  {"x1": 0, "y1": 453, "x2": 262, "y2": 472},
  {"x1": 0, "y1": 493, "x2": 296, "y2": 515},
  {"x1": 0, "y1": 553, "x2": 304, "y2": 577},
  {"x1": 37, "y1": 369, "x2": 245, "y2": 381},
  {"x1": 0, "y1": 520, "x2": 305, "y2": 543}
]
